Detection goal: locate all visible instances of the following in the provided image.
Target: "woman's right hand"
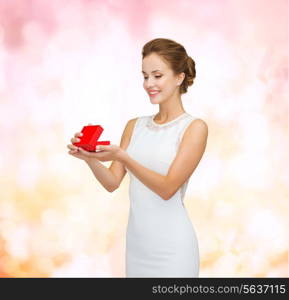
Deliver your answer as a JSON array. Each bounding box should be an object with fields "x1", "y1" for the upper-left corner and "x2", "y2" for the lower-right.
[{"x1": 67, "y1": 123, "x2": 94, "y2": 162}]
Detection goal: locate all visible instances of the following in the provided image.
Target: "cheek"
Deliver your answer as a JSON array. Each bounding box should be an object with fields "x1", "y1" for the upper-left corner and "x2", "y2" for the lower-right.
[
  {"x1": 157, "y1": 78, "x2": 167, "y2": 89},
  {"x1": 160, "y1": 78, "x2": 174, "y2": 91}
]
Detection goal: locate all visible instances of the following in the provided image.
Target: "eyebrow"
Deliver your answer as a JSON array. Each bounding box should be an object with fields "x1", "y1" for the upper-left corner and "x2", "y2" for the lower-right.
[{"x1": 141, "y1": 70, "x2": 162, "y2": 74}]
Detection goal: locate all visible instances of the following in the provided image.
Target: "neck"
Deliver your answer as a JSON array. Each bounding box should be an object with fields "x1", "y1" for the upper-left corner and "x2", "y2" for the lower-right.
[{"x1": 156, "y1": 96, "x2": 185, "y2": 121}]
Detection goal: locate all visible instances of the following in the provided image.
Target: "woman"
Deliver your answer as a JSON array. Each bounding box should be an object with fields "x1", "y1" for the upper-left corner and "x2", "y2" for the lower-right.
[{"x1": 67, "y1": 38, "x2": 208, "y2": 277}]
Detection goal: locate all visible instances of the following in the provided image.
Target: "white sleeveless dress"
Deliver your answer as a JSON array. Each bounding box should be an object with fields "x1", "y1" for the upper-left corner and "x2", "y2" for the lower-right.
[{"x1": 124, "y1": 112, "x2": 200, "y2": 277}]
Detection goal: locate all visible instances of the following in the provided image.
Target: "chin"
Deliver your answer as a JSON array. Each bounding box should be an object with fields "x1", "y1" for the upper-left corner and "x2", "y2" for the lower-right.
[{"x1": 150, "y1": 99, "x2": 162, "y2": 104}]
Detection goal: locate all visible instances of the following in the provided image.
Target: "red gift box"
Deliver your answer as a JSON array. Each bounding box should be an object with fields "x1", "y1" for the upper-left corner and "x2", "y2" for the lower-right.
[{"x1": 73, "y1": 125, "x2": 110, "y2": 152}]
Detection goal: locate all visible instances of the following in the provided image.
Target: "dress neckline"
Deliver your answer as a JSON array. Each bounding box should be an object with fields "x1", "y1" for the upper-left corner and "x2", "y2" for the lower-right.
[{"x1": 150, "y1": 112, "x2": 188, "y2": 127}]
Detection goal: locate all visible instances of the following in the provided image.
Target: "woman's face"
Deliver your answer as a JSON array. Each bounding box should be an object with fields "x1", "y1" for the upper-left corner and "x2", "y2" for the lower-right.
[{"x1": 142, "y1": 53, "x2": 184, "y2": 103}]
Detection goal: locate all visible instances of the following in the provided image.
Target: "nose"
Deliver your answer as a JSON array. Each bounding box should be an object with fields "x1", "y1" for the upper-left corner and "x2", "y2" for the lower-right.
[{"x1": 145, "y1": 77, "x2": 157, "y2": 89}]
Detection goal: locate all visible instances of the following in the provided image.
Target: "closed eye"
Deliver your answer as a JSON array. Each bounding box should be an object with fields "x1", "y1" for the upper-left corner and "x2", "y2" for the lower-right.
[{"x1": 144, "y1": 76, "x2": 162, "y2": 80}]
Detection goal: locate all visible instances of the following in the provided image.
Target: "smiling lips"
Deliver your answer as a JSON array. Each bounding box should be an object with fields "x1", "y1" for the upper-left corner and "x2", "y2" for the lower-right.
[{"x1": 148, "y1": 90, "x2": 160, "y2": 96}]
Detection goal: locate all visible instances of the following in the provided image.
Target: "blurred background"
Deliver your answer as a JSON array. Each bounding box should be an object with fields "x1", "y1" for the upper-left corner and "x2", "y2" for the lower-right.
[{"x1": 0, "y1": 0, "x2": 288, "y2": 277}]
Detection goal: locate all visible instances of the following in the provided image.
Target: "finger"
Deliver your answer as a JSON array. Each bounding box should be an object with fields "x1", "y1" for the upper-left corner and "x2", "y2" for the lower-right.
[
  {"x1": 68, "y1": 150, "x2": 77, "y2": 154},
  {"x1": 67, "y1": 144, "x2": 78, "y2": 150},
  {"x1": 78, "y1": 147, "x2": 91, "y2": 156},
  {"x1": 68, "y1": 149, "x2": 78, "y2": 154},
  {"x1": 71, "y1": 137, "x2": 81, "y2": 143},
  {"x1": 75, "y1": 132, "x2": 83, "y2": 137},
  {"x1": 96, "y1": 145, "x2": 110, "y2": 151}
]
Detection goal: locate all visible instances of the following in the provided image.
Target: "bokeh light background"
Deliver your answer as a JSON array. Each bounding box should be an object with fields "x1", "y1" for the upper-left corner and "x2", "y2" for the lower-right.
[{"x1": 0, "y1": 0, "x2": 288, "y2": 277}]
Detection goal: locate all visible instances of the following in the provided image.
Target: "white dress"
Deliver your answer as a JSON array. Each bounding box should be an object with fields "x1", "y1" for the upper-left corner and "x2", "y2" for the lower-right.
[{"x1": 124, "y1": 112, "x2": 200, "y2": 277}]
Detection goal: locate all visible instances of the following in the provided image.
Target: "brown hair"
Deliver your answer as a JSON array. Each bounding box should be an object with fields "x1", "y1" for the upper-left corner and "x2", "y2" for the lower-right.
[{"x1": 142, "y1": 38, "x2": 196, "y2": 94}]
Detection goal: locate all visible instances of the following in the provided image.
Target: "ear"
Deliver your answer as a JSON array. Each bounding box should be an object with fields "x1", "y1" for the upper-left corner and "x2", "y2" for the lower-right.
[{"x1": 177, "y1": 72, "x2": 185, "y2": 86}]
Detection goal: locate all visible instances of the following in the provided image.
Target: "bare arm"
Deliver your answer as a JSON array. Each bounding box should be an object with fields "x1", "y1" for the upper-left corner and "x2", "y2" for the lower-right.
[
  {"x1": 119, "y1": 119, "x2": 208, "y2": 200},
  {"x1": 84, "y1": 118, "x2": 138, "y2": 192},
  {"x1": 119, "y1": 153, "x2": 168, "y2": 199},
  {"x1": 85, "y1": 159, "x2": 118, "y2": 192},
  {"x1": 108, "y1": 118, "x2": 138, "y2": 191}
]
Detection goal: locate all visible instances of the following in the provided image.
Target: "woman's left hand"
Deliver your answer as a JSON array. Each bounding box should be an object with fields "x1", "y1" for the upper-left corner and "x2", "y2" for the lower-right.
[{"x1": 78, "y1": 144, "x2": 125, "y2": 162}]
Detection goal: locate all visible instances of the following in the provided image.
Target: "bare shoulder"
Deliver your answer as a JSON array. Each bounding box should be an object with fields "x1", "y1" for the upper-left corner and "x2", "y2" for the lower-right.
[
  {"x1": 190, "y1": 118, "x2": 208, "y2": 129},
  {"x1": 181, "y1": 118, "x2": 208, "y2": 146},
  {"x1": 127, "y1": 117, "x2": 138, "y2": 128}
]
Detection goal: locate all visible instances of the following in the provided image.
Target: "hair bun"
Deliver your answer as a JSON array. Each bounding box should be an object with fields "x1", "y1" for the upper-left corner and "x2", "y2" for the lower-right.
[{"x1": 185, "y1": 56, "x2": 196, "y2": 86}]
